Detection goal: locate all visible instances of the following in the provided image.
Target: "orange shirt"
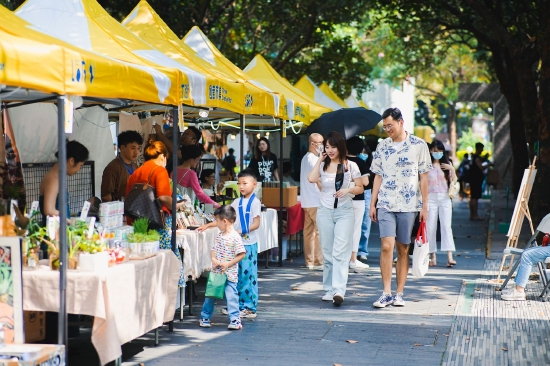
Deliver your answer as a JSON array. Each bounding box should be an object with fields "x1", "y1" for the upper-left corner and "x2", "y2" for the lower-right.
[{"x1": 126, "y1": 160, "x2": 172, "y2": 213}]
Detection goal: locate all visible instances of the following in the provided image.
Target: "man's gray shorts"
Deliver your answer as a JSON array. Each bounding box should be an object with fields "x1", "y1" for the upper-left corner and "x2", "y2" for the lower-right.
[{"x1": 378, "y1": 208, "x2": 417, "y2": 244}]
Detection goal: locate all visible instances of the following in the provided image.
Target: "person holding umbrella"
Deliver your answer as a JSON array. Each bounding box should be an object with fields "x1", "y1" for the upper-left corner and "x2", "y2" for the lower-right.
[{"x1": 308, "y1": 131, "x2": 364, "y2": 306}]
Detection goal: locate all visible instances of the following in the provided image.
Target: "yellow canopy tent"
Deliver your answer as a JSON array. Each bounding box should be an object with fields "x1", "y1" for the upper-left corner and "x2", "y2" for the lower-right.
[
  {"x1": 0, "y1": 4, "x2": 177, "y2": 104},
  {"x1": 319, "y1": 82, "x2": 348, "y2": 108},
  {"x1": 294, "y1": 75, "x2": 342, "y2": 111},
  {"x1": 121, "y1": 0, "x2": 280, "y2": 117},
  {"x1": 414, "y1": 125, "x2": 435, "y2": 143},
  {"x1": 16, "y1": 0, "x2": 227, "y2": 108},
  {"x1": 244, "y1": 54, "x2": 334, "y2": 123},
  {"x1": 182, "y1": 26, "x2": 285, "y2": 121}
]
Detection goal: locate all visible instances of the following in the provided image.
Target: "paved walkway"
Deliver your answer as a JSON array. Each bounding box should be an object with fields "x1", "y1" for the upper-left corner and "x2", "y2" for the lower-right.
[{"x1": 69, "y1": 193, "x2": 550, "y2": 365}]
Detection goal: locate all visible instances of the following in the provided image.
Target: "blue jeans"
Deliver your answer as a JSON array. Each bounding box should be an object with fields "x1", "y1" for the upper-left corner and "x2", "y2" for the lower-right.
[
  {"x1": 317, "y1": 201, "x2": 355, "y2": 296},
  {"x1": 201, "y1": 280, "x2": 240, "y2": 321},
  {"x1": 358, "y1": 190, "x2": 372, "y2": 257},
  {"x1": 515, "y1": 246, "x2": 550, "y2": 288}
]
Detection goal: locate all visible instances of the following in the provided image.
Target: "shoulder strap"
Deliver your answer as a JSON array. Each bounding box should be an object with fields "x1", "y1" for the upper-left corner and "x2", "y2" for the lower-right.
[
  {"x1": 177, "y1": 168, "x2": 192, "y2": 186},
  {"x1": 142, "y1": 165, "x2": 160, "y2": 190}
]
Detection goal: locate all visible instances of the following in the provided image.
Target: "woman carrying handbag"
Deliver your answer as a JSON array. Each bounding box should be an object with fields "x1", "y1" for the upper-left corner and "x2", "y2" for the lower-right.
[
  {"x1": 308, "y1": 131, "x2": 364, "y2": 306},
  {"x1": 426, "y1": 140, "x2": 457, "y2": 267}
]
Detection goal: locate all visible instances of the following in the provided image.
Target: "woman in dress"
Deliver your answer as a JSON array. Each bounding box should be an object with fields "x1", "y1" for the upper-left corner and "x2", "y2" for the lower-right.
[
  {"x1": 308, "y1": 131, "x2": 364, "y2": 306},
  {"x1": 39, "y1": 140, "x2": 89, "y2": 225},
  {"x1": 247, "y1": 137, "x2": 279, "y2": 182},
  {"x1": 172, "y1": 145, "x2": 220, "y2": 208},
  {"x1": 426, "y1": 139, "x2": 457, "y2": 267},
  {"x1": 126, "y1": 141, "x2": 185, "y2": 285}
]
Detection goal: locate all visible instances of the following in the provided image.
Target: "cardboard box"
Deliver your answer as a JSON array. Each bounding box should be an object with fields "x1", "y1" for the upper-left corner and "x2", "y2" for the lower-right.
[
  {"x1": 262, "y1": 186, "x2": 298, "y2": 208},
  {"x1": 23, "y1": 311, "x2": 45, "y2": 343}
]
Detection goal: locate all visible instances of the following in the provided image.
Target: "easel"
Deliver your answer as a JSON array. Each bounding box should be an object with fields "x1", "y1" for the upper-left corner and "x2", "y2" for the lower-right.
[{"x1": 496, "y1": 157, "x2": 537, "y2": 281}]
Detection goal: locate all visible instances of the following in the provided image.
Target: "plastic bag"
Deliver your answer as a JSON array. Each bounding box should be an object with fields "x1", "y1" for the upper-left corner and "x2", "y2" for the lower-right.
[
  {"x1": 205, "y1": 272, "x2": 227, "y2": 299},
  {"x1": 412, "y1": 221, "x2": 430, "y2": 277}
]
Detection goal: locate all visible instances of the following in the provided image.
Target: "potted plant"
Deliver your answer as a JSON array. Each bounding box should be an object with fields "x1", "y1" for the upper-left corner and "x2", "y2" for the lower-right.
[
  {"x1": 127, "y1": 218, "x2": 149, "y2": 258},
  {"x1": 142, "y1": 230, "x2": 160, "y2": 255}
]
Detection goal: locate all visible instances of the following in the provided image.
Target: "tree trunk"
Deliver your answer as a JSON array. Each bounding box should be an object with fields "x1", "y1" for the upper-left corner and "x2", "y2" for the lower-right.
[{"x1": 447, "y1": 103, "x2": 457, "y2": 161}]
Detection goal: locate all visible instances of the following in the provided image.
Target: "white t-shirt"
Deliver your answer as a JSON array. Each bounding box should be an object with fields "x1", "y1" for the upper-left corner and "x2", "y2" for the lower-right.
[
  {"x1": 300, "y1": 152, "x2": 321, "y2": 208},
  {"x1": 231, "y1": 195, "x2": 261, "y2": 245},
  {"x1": 319, "y1": 161, "x2": 361, "y2": 209}
]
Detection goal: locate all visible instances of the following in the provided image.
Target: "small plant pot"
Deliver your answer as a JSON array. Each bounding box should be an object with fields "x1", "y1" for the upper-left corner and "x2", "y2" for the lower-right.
[
  {"x1": 49, "y1": 253, "x2": 60, "y2": 270},
  {"x1": 68, "y1": 257, "x2": 78, "y2": 270}
]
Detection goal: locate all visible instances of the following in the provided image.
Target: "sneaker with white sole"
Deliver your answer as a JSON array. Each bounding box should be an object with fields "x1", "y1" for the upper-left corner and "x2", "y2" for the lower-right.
[
  {"x1": 373, "y1": 293, "x2": 394, "y2": 308},
  {"x1": 322, "y1": 291, "x2": 334, "y2": 301},
  {"x1": 227, "y1": 319, "x2": 242, "y2": 330},
  {"x1": 307, "y1": 265, "x2": 323, "y2": 270},
  {"x1": 220, "y1": 308, "x2": 228, "y2": 315},
  {"x1": 240, "y1": 309, "x2": 257, "y2": 318},
  {"x1": 349, "y1": 261, "x2": 370, "y2": 269},
  {"x1": 501, "y1": 288, "x2": 526, "y2": 301},
  {"x1": 393, "y1": 292, "x2": 405, "y2": 306},
  {"x1": 199, "y1": 318, "x2": 211, "y2": 328},
  {"x1": 333, "y1": 293, "x2": 344, "y2": 306},
  {"x1": 358, "y1": 255, "x2": 368, "y2": 262}
]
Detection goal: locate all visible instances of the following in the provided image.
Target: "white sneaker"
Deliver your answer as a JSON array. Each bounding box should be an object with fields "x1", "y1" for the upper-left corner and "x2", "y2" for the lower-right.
[
  {"x1": 333, "y1": 293, "x2": 344, "y2": 306},
  {"x1": 358, "y1": 255, "x2": 368, "y2": 262},
  {"x1": 349, "y1": 261, "x2": 370, "y2": 269},
  {"x1": 393, "y1": 292, "x2": 405, "y2": 306},
  {"x1": 322, "y1": 291, "x2": 333, "y2": 301},
  {"x1": 307, "y1": 265, "x2": 324, "y2": 270},
  {"x1": 501, "y1": 288, "x2": 526, "y2": 301}
]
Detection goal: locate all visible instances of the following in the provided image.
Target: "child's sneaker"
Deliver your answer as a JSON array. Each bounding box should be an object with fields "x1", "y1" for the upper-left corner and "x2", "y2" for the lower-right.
[
  {"x1": 227, "y1": 319, "x2": 242, "y2": 330},
  {"x1": 199, "y1": 318, "x2": 211, "y2": 328},
  {"x1": 240, "y1": 309, "x2": 257, "y2": 318}
]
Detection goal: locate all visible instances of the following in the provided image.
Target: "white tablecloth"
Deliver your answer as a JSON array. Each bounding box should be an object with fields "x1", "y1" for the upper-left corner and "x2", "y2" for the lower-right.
[
  {"x1": 22, "y1": 250, "x2": 180, "y2": 365},
  {"x1": 176, "y1": 209, "x2": 278, "y2": 280}
]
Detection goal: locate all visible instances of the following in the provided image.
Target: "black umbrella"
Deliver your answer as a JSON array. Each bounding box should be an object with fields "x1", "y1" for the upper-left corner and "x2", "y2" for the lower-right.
[{"x1": 307, "y1": 107, "x2": 382, "y2": 139}]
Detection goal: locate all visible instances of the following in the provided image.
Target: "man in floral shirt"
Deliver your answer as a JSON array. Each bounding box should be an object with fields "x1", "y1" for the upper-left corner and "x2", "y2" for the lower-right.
[{"x1": 369, "y1": 107, "x2": 432, "y2": 309}]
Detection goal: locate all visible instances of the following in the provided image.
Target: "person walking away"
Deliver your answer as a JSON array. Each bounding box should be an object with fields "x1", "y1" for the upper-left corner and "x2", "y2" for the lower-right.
[
  {"x1": 126, "y1": 141, "x2": 186, "y2": 286},
  {"x1": 199, "y1": 205, "x2": 246, "y2": 330},
  {"x1": 457, "y1": 153, "x2": 470, "y2": 200},
  {"x1": 369, "y1": 107, "x2": 432, "y2": 308},
  {"x1": 198, "y1": 169, "x2": 261, "y2": 318},
  {"x1": 469, "y1": 143, "x2": 488, "y2": 220},
  {"x1": 172, "y1": 145, "x2": 220, "y2": 208},
  {"x1": 222, "y1": 148, "x2": 237, "y2": 179},
  {"x1": 308, "y1": 131, "x2": 364, "y2": 306},
  {"x1": 300, "y1": 133, "x2": 325, "y2": 270},
  {"x1": 101, "y1": 130, "x2": 143, "y2": 202},
  {"x1": 247, "y1": 137, "x2": 279, "y2": 182},
  {"x1": 39, "y1": 140, "x2": 89, "y2": 226},
  {"x1": 346, "y1": 136, "x2": 371, "y2": 270},
  {"x1": 426, "y1": 139, "x2": 457, "y2": 267}
]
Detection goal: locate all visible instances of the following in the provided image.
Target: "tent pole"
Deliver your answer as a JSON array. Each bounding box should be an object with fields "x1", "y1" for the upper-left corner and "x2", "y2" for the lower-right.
[
  {"x1": 239, "y1": 115, "x2": 244, "y2": 171},
  {"x1": 170, "y1": 107, "x2": 179, "y2": 333},
  {"x1": 57, "y1": 96, "x2": 68, "y2": 348},
  {"x1": 279, "y1": 119, "x2": 283, "y2": 267}
]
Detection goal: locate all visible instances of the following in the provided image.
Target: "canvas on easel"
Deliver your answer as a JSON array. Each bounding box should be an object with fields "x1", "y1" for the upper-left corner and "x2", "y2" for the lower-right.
[{"x1": 496, "y1": 157, "x2": 537, "y2": 281}]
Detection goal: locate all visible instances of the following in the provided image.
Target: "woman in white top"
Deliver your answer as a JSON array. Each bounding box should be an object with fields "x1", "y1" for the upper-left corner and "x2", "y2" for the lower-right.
[
  {"x1": 308, "y1": 131, "x2": 364, "y2": 306},
  {"x1": 427, "y1": 139, "x2": 457, "y2": 267}
]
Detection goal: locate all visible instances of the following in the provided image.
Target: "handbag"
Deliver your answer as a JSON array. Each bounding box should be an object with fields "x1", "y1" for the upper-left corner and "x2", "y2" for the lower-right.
[
  {"x1": 412, "y1": 221, "x2": 430, "y2": 277},
  {"x1": 205, "y1": 272, "x2": 227, "y2": 299},
  {"x1": 448, "y1": 178, "x2": 459, "y2": 199},
  {"x1": 124, "y1": 166, "x2": 165, "y2": 230}
]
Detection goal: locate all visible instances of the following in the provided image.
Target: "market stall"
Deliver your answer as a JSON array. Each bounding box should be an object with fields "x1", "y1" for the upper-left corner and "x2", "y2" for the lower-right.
[{"x1": 22, "y1": 250, "x2": 180, "y2": 365}]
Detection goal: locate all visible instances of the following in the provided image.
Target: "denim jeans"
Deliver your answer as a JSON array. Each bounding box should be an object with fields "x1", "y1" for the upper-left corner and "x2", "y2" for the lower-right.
[
  {"x1": 358, "y1": 190, "x2": 372, "y2": 257},
  {"x1": 317, "y1": 201, "x2": 355, "y2": 296},
  {"x1": 515, "y1": 246, "x2": 550, "y2": 288},
  {"x1": 201, "y1": 280, "x2": 240, "y2": 321}
]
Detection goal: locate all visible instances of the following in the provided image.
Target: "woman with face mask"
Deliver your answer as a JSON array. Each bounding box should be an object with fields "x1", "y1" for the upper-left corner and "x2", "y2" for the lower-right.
[{"x1": 426, "y1": 139, "x2": 457, "y2": 267}]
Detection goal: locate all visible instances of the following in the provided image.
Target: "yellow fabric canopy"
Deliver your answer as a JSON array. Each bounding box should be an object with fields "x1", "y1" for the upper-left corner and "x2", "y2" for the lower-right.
[
  {"x1": 122, "y1": 0, "x2": 279, "y2": 116},
  {"x1": 320, "y1": 83, "x2": 348, "y2": 108},
  {"x1": 244, "y1": 54, "x2": 335, "y2": 124},
  {"x1": 294, "y1": 75, "x2": 342, "y2": 111},
  {"x1": 182, "y1": 26, "x2": 284, "y2": 119},
  {"x1": 0, "y1": 4, "x2": 176, "y2": 103},
  {"x1": 16, "y1": 0, "x2": 226, "y2": 107}
]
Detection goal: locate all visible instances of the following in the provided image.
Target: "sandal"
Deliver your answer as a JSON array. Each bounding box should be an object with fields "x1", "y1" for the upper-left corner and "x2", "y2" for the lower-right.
[{"x1": 447, "y1": 261, "x2": 456, "y2": 267}]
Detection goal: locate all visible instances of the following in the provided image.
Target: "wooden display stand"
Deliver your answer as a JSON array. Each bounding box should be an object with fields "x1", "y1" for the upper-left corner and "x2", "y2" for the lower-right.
[{"x1": 496, "y1": 157, "x2": 537, "y2": 281}]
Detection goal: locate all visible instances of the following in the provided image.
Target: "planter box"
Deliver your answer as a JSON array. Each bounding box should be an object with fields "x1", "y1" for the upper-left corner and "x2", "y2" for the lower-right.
[
  {"x1": 128, "y1": 241, "x2": 159, "y2": 258},
  {"x1": 78, "y1": 251, "x2": 109, "y2": 272}
]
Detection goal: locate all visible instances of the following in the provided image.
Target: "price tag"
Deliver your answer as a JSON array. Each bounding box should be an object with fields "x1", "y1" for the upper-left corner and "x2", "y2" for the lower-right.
[
  {"x1": 27, "y1": 201, "x2": 39, "y2": 218},
  {"x1": 80, "y1": 201, "x2": 90, "y2": 221},
  {"x1": 87, "y1": 217, "x2": 96, "y2": 239}
]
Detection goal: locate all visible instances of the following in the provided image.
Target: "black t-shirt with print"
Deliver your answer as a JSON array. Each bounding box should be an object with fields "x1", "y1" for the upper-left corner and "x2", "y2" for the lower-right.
[{"x1": 248, "y1": 153, "x2": 279, "y2": 182}]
